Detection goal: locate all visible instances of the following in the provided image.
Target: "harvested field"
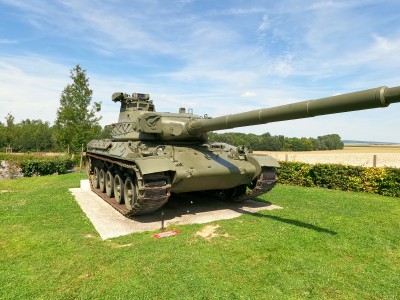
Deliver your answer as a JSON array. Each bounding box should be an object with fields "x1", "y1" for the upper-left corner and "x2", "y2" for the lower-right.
[{"x1": 254, "y1": 146, "x2": 400, "y2": 168}]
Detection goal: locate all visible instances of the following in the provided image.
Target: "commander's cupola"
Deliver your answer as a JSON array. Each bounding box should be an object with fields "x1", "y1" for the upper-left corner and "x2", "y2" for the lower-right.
[{"x1": 112, "y1": 92, "x2": 155, "y2": 122}]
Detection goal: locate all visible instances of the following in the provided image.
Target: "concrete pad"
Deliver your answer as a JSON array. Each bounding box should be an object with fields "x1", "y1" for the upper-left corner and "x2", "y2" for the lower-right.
[{"x1": 70, "y1": 180, "x2": 282, "y2": 240}]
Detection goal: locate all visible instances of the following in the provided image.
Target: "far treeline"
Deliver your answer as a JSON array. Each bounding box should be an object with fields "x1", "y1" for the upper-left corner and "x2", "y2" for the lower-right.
[
  {"x1": 208, "y1": 132, "x2": 344, "y2": 151},
  {"x1": 0, "y1": 119, "x2": 343, "y2": 153},
  {"x1": 0, "y1": 114, "x2": 108, "y2": 153},
  {"x1": 0, "y1": 115, "x2": 108, "y2": 153}
]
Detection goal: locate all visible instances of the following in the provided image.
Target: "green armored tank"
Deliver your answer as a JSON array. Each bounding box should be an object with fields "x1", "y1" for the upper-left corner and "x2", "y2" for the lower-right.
[{"x1": 86, "y1": 85, "x2": 400, "y2": 216}]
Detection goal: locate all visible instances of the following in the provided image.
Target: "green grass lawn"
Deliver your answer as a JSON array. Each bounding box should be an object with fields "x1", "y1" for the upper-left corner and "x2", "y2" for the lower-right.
[{"x1": 0, "y1": 173, "x2": 399, "y2": 299}]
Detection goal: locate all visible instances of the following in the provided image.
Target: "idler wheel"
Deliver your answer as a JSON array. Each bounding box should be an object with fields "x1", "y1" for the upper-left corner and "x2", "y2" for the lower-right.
[
  {"x1": 99, "y1": 169, "x2": 106, "y2": 193},
  {"x1": 93, "y1": 167, "x2": 100, "y2": 189},
  {"x1": 124, "y1": 176, "x2": 138, "y2": 211},
  {"x1": 114, "y1": 174, "x2": 124, "y2": 204},
  {"x1": 105, "y1": 171, "x2": 114, "y2": 197}
]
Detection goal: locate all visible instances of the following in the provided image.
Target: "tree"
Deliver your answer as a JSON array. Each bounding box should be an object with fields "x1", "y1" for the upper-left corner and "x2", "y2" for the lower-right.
[
  {"x1": 317, "y1": 134, "x2": 344, "y2": 150},
  {"x1": 15, "y1": 119, "x2": 54, "y2": 152},
  {"x1": 54, "y1": 65, "x2": 101, "y2": 153},
  {"x1": 208, "y1": 131, "x2": 343, "y2": 151},
  {"x1": 0, "y1": 120, "x2": 5, "y2": 151},
  {"x1": 262, "y1": 133, "x2": 283, "y2": 151},
  {"x1": 4, "y1": 113, "x2": 15, "y2": 150}
]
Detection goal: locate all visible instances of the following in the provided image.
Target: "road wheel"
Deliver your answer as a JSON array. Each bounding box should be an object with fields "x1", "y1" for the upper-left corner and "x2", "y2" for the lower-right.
[
  {"x1": 114, "y1": 174, "x2": 124, "y2": 204},
  {"x1": 93, "y1": 167, "x2": 100, "y2": 189},
  {"x1": 99, "y1": 169, "x2": 106, "y2": 192},
  {"x1": 124, "y1": 176, "x2": 138, "y2": 211},
  {"x1": 105, "y1": 171, "x2": 114, "y2": 197}
]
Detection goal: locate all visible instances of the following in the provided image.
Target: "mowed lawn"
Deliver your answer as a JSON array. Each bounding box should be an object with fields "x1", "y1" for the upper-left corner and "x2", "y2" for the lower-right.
[{"x1": 0, "y1": 173, "x2": 399, "y2": 299}]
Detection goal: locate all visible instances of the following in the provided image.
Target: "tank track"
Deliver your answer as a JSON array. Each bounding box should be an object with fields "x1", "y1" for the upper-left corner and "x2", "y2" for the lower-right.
[
  {"x1": 228, "y1": 167, "x2": 277, "y2": 202},
  {"x1": 87, "y1": 153, "x2": 170, "y2": 217},
  {"x1": 240, "y1": 167, "x2": 277, "y2": 201}
]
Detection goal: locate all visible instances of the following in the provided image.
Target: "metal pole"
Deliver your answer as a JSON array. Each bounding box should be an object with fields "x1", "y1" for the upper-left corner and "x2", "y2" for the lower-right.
[{"x1": 161, "y1": 211, "x2": 165, "y2": 232}]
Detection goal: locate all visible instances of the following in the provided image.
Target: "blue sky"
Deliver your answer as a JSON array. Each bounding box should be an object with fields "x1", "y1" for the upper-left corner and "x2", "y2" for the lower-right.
[{"x1": 1, "y1": 0, "x2": 400, "y2": 142}]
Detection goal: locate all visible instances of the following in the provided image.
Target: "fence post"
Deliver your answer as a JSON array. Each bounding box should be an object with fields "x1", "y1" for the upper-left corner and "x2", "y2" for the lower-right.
[{"x1": 373, "y1": 154, "x2": 377, "y2": 167}]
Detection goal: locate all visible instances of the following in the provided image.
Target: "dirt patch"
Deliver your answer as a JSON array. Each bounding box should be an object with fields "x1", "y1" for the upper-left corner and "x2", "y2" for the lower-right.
[
  {"x1": 84, "y1": 233, "x2": 96, "y2": 238},
  {"x1": 108, "y1": 240, "x2": 136, "y2": 249},
  {"x1": 79, "y1": 273, "x2": 92, "y2": 280},
  {"x1": 108, "y1": 242, "x2": 135, "y2": 249},
  {"x1": 196, "y1": 224, "x2": 230, "y2": 240}
]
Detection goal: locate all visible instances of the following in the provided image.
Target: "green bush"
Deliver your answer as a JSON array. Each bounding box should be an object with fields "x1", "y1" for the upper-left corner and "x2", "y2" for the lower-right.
[
  {"x1": 277, "y1": 162, "x2": 400, "y2": 197},
  {"x1": 0, "y1": 153, "x2": 63, "y2": 163},
  {"x1": 0, "y1": 154, "x2": 74, "y2": 177},
  {"x1": 21, "y1": 158, "x2": 74, "y2": 177}
]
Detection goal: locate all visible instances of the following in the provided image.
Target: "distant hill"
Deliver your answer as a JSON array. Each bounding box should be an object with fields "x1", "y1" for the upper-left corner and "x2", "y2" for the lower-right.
[{"x1": 342, "y1": 140, "x2": 400, "y2": 146}]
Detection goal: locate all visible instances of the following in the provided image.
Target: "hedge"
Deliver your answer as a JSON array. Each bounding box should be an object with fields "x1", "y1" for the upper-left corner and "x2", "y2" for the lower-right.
[
  {"x1": 277, "y1": 162, "x2": 400, "y2": 197},
  {"x1": 21, "y1": 158, "x2": 74, "y2": 177},
  {"x1": 3, "y1": 154, "x2": 400, "y2": 197},
  {"x1": 0, "y1": 154, "x2": 74, "y2": 177}
]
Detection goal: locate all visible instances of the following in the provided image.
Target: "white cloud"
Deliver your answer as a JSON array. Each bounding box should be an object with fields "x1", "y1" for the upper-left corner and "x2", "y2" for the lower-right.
[
  {"x1": 241, "y1": 91, "x2": 257, "y2": 97},
  {"x1": 0, "y1": 56, "x2": 68, "y2": 122},
  {"x1": 258, "y1": 14, "x2": 270, "y2": 32},
  {"x1": 308, "y1": 1, "x2": 351, "y2": 10},
  {"x1": 371, "y1": 34, "x2": 400, "y2": 55},
  {"x1": 210, "y1": 7, "x2": 266, "y2": 16},
  {"x1": 273, "y1": 54, "x2": 295, "y2": 77},
  {"x1": 0, "y1": 39, "x2": 17, "y2": 44}
]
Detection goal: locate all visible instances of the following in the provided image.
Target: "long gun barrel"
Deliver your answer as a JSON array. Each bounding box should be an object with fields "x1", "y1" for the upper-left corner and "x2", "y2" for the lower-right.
[{"x1": 186, "y1": 86, "x2": 400, "y2": 135}]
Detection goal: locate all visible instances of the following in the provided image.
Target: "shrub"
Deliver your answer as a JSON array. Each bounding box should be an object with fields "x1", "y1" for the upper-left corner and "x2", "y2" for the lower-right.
[
  {"x1": 0, "y1": 153, "x2": 74, "y2": 177},
  {"x1": 21, "y1": 158, "x2": 74, "y2": 177},
  {"x1": 277, "y1": 162, "x2": 400, "y2": 197}
]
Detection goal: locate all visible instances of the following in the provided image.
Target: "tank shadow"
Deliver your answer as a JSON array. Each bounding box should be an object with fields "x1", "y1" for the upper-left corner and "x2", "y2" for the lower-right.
[
  {"x1": 132, "y1": 194, "x2": 336, "y2": 236},
  {"x1": 131, "y1": 192, "x2": 275, "y2": 223},
  {"x1": 234, "y1": 209, "x2": 337, "y2": 235}
]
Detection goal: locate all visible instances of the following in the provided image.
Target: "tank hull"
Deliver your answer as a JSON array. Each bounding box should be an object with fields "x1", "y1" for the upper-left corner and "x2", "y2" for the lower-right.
[{"x1": 86, "y1": 140, "x2": 279, "y2": 216}]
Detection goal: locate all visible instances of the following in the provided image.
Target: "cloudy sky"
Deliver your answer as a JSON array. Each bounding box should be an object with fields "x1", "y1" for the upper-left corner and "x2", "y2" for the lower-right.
[{"x1": 1, "y1": 0, "x2": 400, "y2": 142}]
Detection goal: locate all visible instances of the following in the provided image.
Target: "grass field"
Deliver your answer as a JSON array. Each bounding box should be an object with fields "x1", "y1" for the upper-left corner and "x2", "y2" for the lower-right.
[{"x1": 0, "y1": 173, "x2": 399, "y2": 299}]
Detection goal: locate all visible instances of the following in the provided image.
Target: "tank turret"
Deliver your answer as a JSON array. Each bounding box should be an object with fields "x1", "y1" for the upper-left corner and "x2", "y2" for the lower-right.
[
  {"x1": 106, "y1": 86, "x2": 400, "y2": 142},
  {"x1": 86, "y1": 85, "x2": 400, "y2": 217},
  {"x1": 107, "y1": 91, "x2": 207, "y2": 142}
]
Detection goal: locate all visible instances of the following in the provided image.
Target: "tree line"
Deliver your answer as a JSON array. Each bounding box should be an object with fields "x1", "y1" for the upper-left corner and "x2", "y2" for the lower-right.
[
  {"x1": 0, "y1": 114, "x2": 108, "y2": 153},
  {"x1": 0, "y1": 117, "x2": 343, "y2": 153},
  {"x1": 208, "y1": 132, "x2": 344, "y2": 151}
]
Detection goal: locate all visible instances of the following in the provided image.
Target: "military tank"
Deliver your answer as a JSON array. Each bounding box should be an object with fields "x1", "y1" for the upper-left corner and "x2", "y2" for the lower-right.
[{"x1": 86, "y1": 85, "x2": 400, "y2": 217}]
